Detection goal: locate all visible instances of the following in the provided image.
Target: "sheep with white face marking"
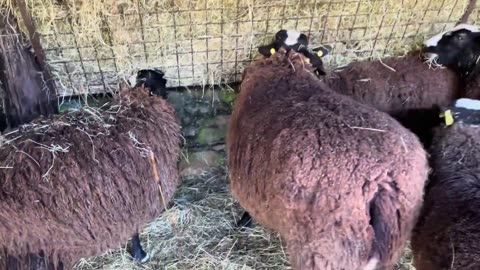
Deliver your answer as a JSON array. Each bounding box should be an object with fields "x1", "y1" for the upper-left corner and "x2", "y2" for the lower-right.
[
  {"x1": 227, "y1": 48, "x2": 429, "y2": 270},
  {"x1": 411, "y1": 98, "x2": 480, "y2": 270},
  {"x1": 0, "y1": 71, "x2": 181, "y2": 270},
  {"x1": 257, "y1": 29, "x2": 331, "y2": 76},
  {"x1": 257, "y1": 30, "x2": 309, "y2": 56},
  {"x1": 423, "y1": 24, "x2": 480, "y2": 99}
]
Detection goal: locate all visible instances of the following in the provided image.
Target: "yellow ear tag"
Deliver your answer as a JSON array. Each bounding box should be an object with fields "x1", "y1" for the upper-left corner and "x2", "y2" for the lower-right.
[
  {"x1": 440, "y1": 109, "x2": 454, "y2": 126},
  {"x1": 317, "y1": 50, "x2": 323, "y2": 57},
  {"x1": 305, "y1": 58, "x2": 310, "y2": 64},
  {"x1": 270, "y1": 48, "x2": 276, "y2": 55}
]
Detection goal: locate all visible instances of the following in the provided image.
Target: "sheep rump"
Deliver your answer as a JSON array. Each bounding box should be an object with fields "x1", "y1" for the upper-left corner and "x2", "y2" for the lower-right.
[
  {"x1": 0, "y1": 87, "x2": 181, "y2": 269},
  {"x1": 227, "y1": 50, "x2": 429, "y2": 269},
  {"x1": 411, "y1": 123, "x2": 480, "y2": 270},
  {"x1": 322, "y1": 51, "x2": 462, "y2": 146}
]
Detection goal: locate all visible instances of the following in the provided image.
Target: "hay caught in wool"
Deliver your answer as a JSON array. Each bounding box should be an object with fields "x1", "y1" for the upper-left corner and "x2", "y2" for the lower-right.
[
  {"x1": 0, "y1": 87, "x2": 182, "y2": 269},
  {"x1": 0, "y1": 0, "x2": 477, "y2": 96}
]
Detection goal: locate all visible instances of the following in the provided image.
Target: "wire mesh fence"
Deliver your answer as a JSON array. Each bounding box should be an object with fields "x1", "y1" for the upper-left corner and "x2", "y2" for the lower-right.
[{"x1": 6, "y1": 0, "x2": 479, "y2": 96}]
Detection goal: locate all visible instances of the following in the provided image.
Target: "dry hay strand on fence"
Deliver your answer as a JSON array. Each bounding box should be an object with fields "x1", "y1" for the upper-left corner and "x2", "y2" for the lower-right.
[
  {"x1": 0, "y1": 87, "x2": 181, "y2": 269},
  {"x1": 0, "y1": 0, "x2": 477, "y2": 95}
]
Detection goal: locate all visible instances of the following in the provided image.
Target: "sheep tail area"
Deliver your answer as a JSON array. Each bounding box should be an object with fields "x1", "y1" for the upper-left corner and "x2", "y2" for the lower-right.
[{"x1": 367, "y1": 186, "x2": 407, "y2": 270}]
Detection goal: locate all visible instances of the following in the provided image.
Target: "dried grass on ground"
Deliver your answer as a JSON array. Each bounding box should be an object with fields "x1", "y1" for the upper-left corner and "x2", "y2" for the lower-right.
[{"x1": 73, "y1": 168, "x2": 416, "y2": 270}]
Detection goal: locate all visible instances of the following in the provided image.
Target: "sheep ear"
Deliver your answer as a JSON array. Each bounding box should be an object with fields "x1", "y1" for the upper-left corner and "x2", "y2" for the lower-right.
[
  {"x1": 258, "y1": 44, "x2": 276, "y2": 57},
  {"x1": 312, "y1": 45, "x2": 331, "y2": 58}
]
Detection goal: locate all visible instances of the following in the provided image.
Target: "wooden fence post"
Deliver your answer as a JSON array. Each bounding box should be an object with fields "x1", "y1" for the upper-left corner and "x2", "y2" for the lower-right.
[{"x1": 0, "y1": 8, "x2": 57, "y2": 130}]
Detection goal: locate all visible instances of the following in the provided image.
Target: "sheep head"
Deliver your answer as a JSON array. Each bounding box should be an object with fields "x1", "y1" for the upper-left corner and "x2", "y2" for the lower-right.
[
  {"x1": 423, "y1": 24, "x2": 480, "y2": 76},
  {"x1": 257, "y1": 29, "x2": 331, "y2": 76}
]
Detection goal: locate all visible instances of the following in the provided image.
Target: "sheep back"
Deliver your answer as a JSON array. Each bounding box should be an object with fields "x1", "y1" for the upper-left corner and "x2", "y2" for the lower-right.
[
  {"x1": 0, "y1": 87, "x2": 181, "y2": 269},
  {"x1": 227, "y1": 50, "x2": 429, "y2": 270},
  {"x1": 412, "y1": 124, "x2": 480, "y2": 270},
  {"x1": 323, "y1": 51, "x2": 462, "y2": 147},
  {"x1": 323, "y1": 51, "x2": 461, "y2": 114}
]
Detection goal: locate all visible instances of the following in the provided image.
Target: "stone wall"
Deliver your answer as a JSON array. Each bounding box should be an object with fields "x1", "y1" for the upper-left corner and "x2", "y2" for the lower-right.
[{"x1": 57, "y1": 86, "x2": 238, "y2": 177}]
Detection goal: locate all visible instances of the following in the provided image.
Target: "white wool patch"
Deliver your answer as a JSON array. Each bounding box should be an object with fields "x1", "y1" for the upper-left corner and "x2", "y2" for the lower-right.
[
  {"x1": 455, "y1": 98, "x2": 480, "y2": 110},
  {"x1": 285, "y1": 30, "x2": 301, "y2": 46},
  {"x1": 424, "y1": 24, "x2": 480, "y2": 47},
  {"x1": 455, "y1": 23, "x2": 480, "y2": 33},
  {"x1": 363, "y1": 258, "x2": 379, "y2": 270},
  {"x1": 128, "y1": 74, "x2": 137, "y2": 87}
]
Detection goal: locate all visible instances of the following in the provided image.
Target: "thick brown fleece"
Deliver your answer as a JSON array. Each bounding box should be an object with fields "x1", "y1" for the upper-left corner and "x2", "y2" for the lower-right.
[
  {"x1": 227, "y1": 49, "x2": 429, "y2": 270},
  {"x1": 322, "y1": 50, "x2": 462, "y2": 147},
  {"x1": 0, "y1": 87, "x2": 181, "y2": 269},
  {"x1": 412, "y1": 123, "x2": 480, "y2": 270}
]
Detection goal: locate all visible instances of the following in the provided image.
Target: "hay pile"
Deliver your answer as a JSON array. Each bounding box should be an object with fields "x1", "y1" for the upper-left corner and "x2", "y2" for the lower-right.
[
  {"x1": 73, "y1": 169, "x2": 291, "y2": 270},
  {"x1": 1, "y1": 0, "x2": 476, "y2": 96}
]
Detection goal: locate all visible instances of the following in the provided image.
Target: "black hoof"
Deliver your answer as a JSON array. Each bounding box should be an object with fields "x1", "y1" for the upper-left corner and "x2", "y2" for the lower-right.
[
  {"x1": 237, "y1": 211, "x2": 253, "y2": 228},
  {"x1": 130, "y1": 233, "x2": 149, "y2": 264},
  {"x1": 133, "y1": 250, "x2": 149, "y2": 264}
]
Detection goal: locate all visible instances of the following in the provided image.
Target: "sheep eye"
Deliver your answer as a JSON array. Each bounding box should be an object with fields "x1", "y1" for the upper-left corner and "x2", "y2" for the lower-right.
[{"x1": 457, "y1": 36, "x2": 464, "y2": 40}]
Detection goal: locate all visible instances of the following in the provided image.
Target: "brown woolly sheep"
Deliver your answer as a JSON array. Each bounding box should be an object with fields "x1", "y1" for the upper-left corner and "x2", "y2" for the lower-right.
[
  {"x1": 321, "y1": 50, "x2": 462, "y2": 147},
  {"x1": 0, "y1": 84, "x2": 181, "y2": 269},
  {"x1": 323, "y1": 50, "x2": 461, "y2": 115},
  {"x1": 227, "y1": 49, "x2": 429, "y2": 270},
  {"x1": 411, "y1": 98, "x2": 480, "y2": 270}
]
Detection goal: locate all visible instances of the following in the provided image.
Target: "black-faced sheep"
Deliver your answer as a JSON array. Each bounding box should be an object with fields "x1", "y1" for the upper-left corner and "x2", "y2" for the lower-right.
[
  {"x1": 423, "y1": 24, "x2": 480, "y2": 98},
  {"x1": 128, "y1": 69, "x2": 169, "y2": 98},
  {"x1": 0, "y1": 71, "x2": 181, "y2": 270},
  {"x1": 227, "y1": 49, "x2": 429, "y2": 270},
  {"x1": 423, "y1": 24, "x2": 480, "y2": 76},
  {"x1": 411, "y1": 98, "x2": 480, "y2": 270},
  {"x1": 257, "y1": 30, "x2": 309, "y2": 57},
  {"x1": 257, "y1": 29, "x2": 331, "y2": 75}
]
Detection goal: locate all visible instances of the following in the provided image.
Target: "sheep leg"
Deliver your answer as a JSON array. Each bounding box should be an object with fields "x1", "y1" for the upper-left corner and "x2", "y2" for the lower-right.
[
  {"x1": 236, "y1": 211, "x2": 253, "y2": 228},
  {"x1": 130, "y1": 233, "x2": 149, "y2": 263}
]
